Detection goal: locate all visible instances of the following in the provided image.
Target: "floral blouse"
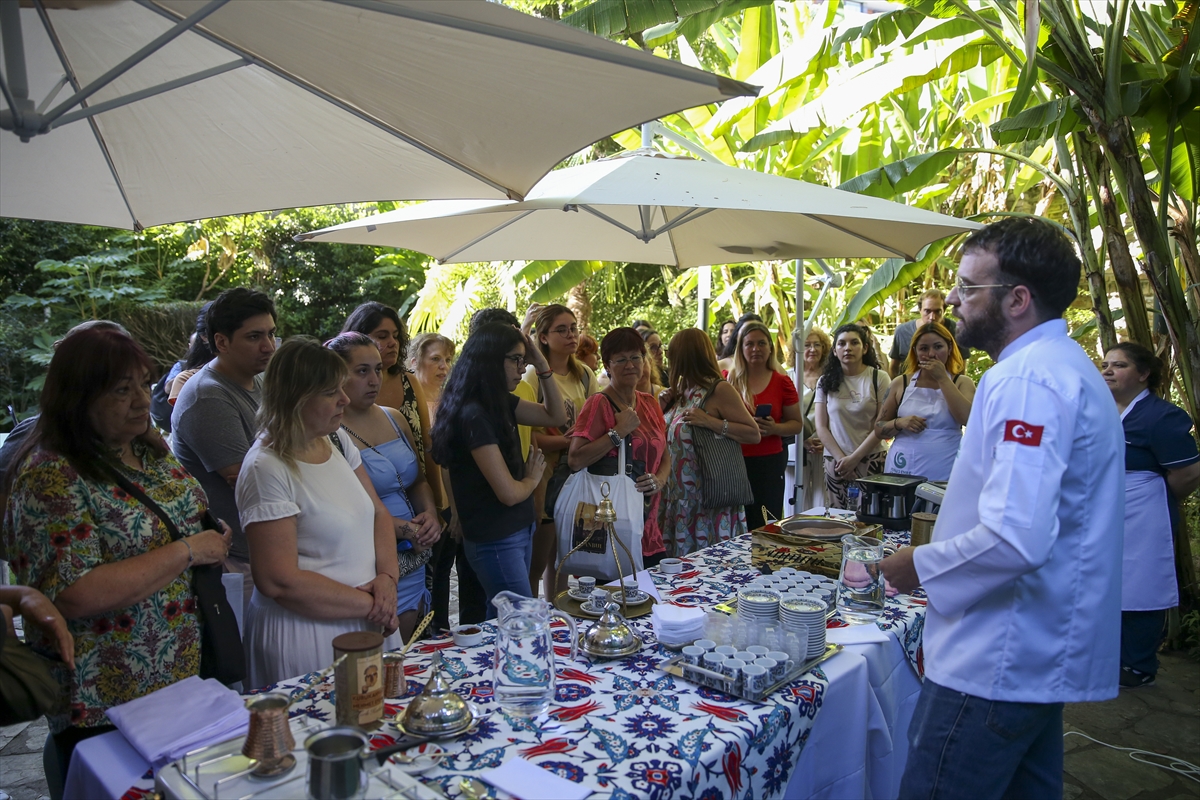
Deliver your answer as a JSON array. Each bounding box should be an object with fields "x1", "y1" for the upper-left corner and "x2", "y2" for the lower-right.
[{"x1": 1, "y1": 442, "x2": 206, "y2": 733}]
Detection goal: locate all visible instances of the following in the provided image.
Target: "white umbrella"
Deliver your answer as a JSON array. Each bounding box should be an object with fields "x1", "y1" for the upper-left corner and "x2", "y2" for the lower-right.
[
  {"x1": 296, "y1": 147, "x2": 980, "y2": 264},
  {"x1": 0, "y1": 0, "x2": 756, "y2": 230}
]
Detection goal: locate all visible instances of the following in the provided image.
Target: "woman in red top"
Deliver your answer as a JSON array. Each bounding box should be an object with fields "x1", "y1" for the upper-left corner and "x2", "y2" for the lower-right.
[
  {"x1": 568, "y1": 328, "x2": 671, "y2": 567},
  {"x1": 727, "y1": 322, "x2": 804, "y2": 530}
]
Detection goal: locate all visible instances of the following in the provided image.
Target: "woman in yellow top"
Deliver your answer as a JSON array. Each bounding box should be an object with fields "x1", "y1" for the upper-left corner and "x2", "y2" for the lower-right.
[{"x1": 522, "y1": 304, "x2": 598, "y2": 599}]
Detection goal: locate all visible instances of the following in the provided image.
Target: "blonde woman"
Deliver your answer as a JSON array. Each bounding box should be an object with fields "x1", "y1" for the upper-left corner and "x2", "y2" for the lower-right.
[
  {"x1": 237, "y1": 337, "x2": 401, "y2": 689},
  {"x1": 408, "y1": 333, "x2": 455, "y2": 424},
  {"x1": 522, "y1": 304, "x2": 597, "y2": 599},
  {"x1": 727, "y1": 322, "x2": 804, "y2": 530},
  {"x1": 793, "y1": 327, "x2": 832, "y2": 511}
]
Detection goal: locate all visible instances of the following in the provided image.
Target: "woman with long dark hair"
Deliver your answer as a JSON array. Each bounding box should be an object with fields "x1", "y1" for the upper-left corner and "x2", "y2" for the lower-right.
[
  {"x1": 1100, "y1": 342, "x2": 1200, "y2": 688},
  {"x1": 2, "y1": 326, "x2": 230, "y2": 798},
  {"x1": 432, "y1": 323, "x2": 566, "y2": 616},
  {"x1": 727, "y1": 321, "x2": 804, "y2": 529},
  {"x1": 522, "y1": 304, "x2": 597, "y2": 599},
  {"x1": 813, "y1": 323, "x2": 889, "y2": 508},
  {"x1": 661, "y1": 328, "x2": 760, "y2": 555}
]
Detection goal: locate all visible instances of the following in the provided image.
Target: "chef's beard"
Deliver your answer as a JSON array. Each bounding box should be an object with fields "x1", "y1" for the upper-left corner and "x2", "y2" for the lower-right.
[{"x1": 954, "y1": 291, "x2": 1009, "y2": 357}]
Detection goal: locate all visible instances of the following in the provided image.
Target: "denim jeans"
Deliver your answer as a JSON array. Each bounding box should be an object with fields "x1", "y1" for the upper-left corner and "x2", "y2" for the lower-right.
[
  {"x1": 899, "y1": 679, "x2": 1064, "y2": 800},
  {"x1": 462, "y1": 523, "x2": 535, "y2": 619}
]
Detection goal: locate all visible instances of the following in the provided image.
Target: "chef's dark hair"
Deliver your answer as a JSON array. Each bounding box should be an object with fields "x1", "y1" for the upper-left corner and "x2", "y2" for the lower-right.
[
  {"x1": 1108, "y1": 341, "x2": 1163, "y2": 393},
  {"x1": 962, "y1": 217, "x2": 1081, "y2": 319}
]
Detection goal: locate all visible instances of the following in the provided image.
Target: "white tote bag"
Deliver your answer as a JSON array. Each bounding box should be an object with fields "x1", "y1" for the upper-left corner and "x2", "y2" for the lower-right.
[{"x1": 553, "y1": 438, "x2": 645, "y2": 581}]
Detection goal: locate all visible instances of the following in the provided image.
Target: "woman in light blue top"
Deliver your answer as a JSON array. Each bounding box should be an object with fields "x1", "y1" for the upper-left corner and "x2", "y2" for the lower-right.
[{"x1": 327, "y1": 333, "x2": 442, "y2": 642}]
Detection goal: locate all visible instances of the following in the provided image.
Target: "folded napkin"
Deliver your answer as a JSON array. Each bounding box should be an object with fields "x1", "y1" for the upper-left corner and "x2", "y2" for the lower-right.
[
  {"x1": 651, "y1": 603, "x2": 705, "y2": 646},
  {"x1": 603, "y1": 569, "x2": 662, "y2": 601},
  {"x1": 106, "y1": 675, "x2": 249, "y2": 769},
  {"x1": 481, "y1": 757, "x2": 595, "y2": 800},
  {"x1": 827, "y1": 623, "x2": 891, "y2": 646}
]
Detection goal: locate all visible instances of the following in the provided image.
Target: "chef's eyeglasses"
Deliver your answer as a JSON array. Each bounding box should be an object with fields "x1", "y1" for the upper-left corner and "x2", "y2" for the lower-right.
[{"x1": 953, "y1": 277, "x2": 1017, "y2": 297}]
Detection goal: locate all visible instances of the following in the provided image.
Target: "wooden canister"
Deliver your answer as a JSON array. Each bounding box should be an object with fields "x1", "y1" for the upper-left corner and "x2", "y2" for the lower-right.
[
  {"x1": 332, "y1": 631, "x2": 384, "y2": 729},
  {"x1": 910, "y1": 513, "x2": 937, "y2": 547}
]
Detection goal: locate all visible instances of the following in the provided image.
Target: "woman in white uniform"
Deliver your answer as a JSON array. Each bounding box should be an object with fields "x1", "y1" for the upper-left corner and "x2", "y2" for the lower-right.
[
  {"x1": 875, "y1": 322, "x2": 974, "y2": 481},
  {"x1": 1101, "y1": 342, "x2": 1200, "y2": 688},
  {"x1": 237, "y1": 337, "x2": 402, "y2": 689}
]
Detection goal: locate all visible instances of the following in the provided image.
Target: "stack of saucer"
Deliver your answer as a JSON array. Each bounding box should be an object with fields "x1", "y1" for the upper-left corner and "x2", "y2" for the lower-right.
[
  {"x1": 779, "y1": 596, "x2": 828, "y2": 659},
  {"x1": 737, "y1": 587, "x2": 781, "y2": 623}
]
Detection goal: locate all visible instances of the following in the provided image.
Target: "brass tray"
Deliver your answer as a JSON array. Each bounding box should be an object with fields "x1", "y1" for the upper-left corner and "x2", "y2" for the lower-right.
[
  {"x1": 555, "y1": 590, "x2": 656, "y2": 619},
  {"x1": 661, "y1": 643, "x2": 842, "y2": 704}
]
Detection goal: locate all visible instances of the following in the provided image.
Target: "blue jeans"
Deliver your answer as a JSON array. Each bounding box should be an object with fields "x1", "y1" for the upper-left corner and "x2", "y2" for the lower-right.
[
  {"x1": 462, "y1": 523, "x2": 535, "y2": 619},
  {"x1": 899, "y1": 679, "x2": 1063, "y2": 800}
]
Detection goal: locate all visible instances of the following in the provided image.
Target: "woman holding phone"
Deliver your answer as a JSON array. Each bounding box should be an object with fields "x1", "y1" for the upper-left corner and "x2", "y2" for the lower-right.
[{"x1": 726, "y1": 322, "x2": 804, "y2": 530}]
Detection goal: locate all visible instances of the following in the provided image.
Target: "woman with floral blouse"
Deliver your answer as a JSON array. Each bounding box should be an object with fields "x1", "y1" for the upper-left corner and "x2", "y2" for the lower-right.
[{"x1": 0, "y1": 326, "x2": 230, "y2": 800}]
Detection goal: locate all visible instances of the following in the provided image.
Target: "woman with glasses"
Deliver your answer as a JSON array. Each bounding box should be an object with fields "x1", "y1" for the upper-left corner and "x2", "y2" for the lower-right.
[
  {"x1": 814, "y1": 323, "x2": 889, "y2": 509},
  {"x1": 431, "y1": 324, "x2": 566, "y2": 616},
  {"x1": 727, "y1": 322, "x2": 805, "y2": 530},
  {"x1": 522, "y1": 304, "x2": 598, "y2": 599},
  {"x1": 875, "y1": 322, "x2": 974, "y2": 482},
  {"x1": 568, "y1": 328, "x2": 672, "y2": 567},
  {"x1": 641, "y1": 329, "x2": 667, "y2": 391},
  {"x1": 661, "y1": 328, "x2": 761, "y2": 556}
]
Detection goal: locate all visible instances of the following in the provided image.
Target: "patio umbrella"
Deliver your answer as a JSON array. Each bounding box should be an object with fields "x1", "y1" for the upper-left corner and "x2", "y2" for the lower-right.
[
  {"x1": 295, "y1": 148, "x2": 981, "y2": 264},
  {"x1": 0, "y1": 0, "x2": 756, "y2": 230}
]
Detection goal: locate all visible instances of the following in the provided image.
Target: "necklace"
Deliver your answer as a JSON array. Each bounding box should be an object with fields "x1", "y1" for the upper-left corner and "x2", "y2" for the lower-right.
[
  {"x1": 605, "y1": 386, "x2": 636, "y2": 410},
  {"x1": 340, "y1": 423, "x2": 414, "y2": 516}
]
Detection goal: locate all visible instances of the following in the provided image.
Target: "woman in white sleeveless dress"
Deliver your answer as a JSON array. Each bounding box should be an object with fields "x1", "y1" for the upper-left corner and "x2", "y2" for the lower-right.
[
  {"x1": 874, "y1": 322, "x2": 974, "y2": 481},
  {"x1": 237, "y1": 338, "x2": 402, "y2": 689}
]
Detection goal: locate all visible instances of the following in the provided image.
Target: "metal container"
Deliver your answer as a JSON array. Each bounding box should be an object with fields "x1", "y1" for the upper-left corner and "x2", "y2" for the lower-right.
[
  {"x1": 400, "y1": 652, "x2": 473, "y2": 736},
  {"x1": 382, "y1": 652, "x2": 405, "y2": 699},
  {"x1": 890, "y1": 494, "x2": 906, "y2": 519},
  {"x1": 242, "y1": 693, "x2": 296, "y2": 776},
  {"x1": 910, "y1": 512, "x2": 937, "y2": 547},
  {"x1": 332, "y1": 631, "x2": 384, "y2": 729},
  {"x1": 580, "y1": 600, "x2": 642, "y2": 659},
  {"x1": 305, "y1": 727, "x2": 369, "y2": 800},
  {"x1": 868, "y1": 492, "x2": 881, "y2": 516}
]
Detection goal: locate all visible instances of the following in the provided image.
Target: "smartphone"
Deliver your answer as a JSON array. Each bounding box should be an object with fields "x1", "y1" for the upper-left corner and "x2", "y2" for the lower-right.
[{"x1": 755, "y1": 403, "x2": 772, "y2": 418}]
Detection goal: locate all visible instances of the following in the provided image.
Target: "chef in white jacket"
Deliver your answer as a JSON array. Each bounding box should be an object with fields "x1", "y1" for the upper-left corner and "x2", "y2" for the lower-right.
[{"x1": 883, "y1": 217, "x2": 1124, "y2": 800}]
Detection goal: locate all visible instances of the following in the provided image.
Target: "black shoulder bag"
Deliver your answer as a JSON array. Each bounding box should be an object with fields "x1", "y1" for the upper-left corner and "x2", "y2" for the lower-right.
[{"x1": 103, "y1": 466, "x2": 245, "y2": 686}]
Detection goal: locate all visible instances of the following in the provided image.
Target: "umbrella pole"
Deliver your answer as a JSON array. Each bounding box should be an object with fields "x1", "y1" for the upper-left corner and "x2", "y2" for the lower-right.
[{"x1": 794, "y1": 259, "x2": 804, "y2": 514}]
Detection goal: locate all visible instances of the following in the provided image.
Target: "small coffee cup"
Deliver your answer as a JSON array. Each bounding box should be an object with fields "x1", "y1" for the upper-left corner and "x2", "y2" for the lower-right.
[
  {"x1": 590, "y1": 588, "x2": 610, "y2": 607},
  {"x1": 659, "y1": 558, "x2": 684, "y2": 574},
  {"x1": 681, "y1": 645, "x2": 705, "y2": 666},
  {"x1": 578, "y1": 576, "x2": 596, "y2": 594},
  {"x1": 743, "y1": 664, "x2": 768, "y2": 696},
  {"x1": 755, "y1": 657, "x2": 780, "y2": 682},
  {"x1": 702, "y1": 652, "x2": 726, "y2": 673},
  {"x1": 747, "y1": 645, "x2": 770, "y2": 658},
  {"x1": 695, "y1": 639, "x2": 717, "y2": 652},
  {"x1": 766, "y1": 651, "x2": 791, "y2": 678},
  {"x1": 714, "y1": 645, "x2": 737, "y2": 658},
  {"x1": 723, "y1": 658, "x2": 746, "y2": 683}
]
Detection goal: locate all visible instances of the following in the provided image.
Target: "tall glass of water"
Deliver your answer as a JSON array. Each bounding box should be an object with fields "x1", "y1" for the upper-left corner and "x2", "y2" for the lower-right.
[{"x1": 836, "y1": 535, "x2": 885, "y2": 623}]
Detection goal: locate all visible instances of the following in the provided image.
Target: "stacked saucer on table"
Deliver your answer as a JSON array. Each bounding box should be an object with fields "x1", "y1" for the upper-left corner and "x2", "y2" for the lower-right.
[
  {"x1": 737, "y1": 587, "x2": 781, "y2": 623},
  {"x1": 779, "y1": 595, "x2": 828, "y2": 659}
]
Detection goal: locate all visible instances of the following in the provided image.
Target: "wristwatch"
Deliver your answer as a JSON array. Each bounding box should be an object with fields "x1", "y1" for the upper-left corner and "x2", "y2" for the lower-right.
[{"x1": 607, "y1": 428, "x2": 621, "y2": 447}]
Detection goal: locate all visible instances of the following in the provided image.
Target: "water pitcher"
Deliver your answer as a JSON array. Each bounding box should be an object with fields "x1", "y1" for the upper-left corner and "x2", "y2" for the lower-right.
[
  {"x1": 836, "y1": 534, "x2": 885, "y2": 623},
  {"x1": 491, "y1": 591, "x2": 578, "y2": 717}
]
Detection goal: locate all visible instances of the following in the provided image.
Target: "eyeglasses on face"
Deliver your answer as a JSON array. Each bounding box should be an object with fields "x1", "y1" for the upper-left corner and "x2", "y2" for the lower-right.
[
  {"x1": 503, "y1": 354, "x2": 527, "y2": 367},
  {"x1": 609, "y1": 355, "x2": 645, "y2": 367},
  {"x1": 647, "y1": 343, "x2": 663, "y2": 353},
  {"x1": 953, "y1": 277, "x2": 1016, "y2": 297},
  {"x1": 549, "y1": 325, "x2": 579, "y2": 336}
]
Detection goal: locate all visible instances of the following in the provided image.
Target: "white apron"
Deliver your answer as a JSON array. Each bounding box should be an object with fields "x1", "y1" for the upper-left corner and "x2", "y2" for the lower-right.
[
  {"x1": 884, "y1": 376, "x2": 962, "y2": 481},
  {"x1": 1121, "y1": 470, "x2": 1176, "y2": 610}
]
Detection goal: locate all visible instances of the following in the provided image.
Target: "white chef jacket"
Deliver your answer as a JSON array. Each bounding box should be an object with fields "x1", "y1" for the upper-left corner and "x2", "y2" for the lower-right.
[{"x1": 913, "y1": 319, "x2": 1124, "y2": 703}]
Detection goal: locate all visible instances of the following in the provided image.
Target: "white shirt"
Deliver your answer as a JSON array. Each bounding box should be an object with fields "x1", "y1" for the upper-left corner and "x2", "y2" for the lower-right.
[
  {"x1": 913, "y1": 320, "x2": 1124, "y2": 703},
  {"x1": 236, "y1": 430, "x2": 377, "y2": 589},
  {"x1": 814, "y1": 368, "x2": 888, "y2": 455}
]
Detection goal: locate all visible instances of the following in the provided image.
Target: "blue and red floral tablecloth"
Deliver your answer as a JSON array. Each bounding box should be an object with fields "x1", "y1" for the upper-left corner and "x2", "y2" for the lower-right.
[{"x1": 119, "y1": 532, "x2": 925, "y2": 800}]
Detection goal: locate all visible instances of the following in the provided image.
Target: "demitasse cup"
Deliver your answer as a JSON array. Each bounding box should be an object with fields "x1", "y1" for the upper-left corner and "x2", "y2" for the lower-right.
[
  {"x1": 681, "y1": 645, "x2": 705, "y2": 666},
  {"x1": 578, "y1": 576, "x2": 597, "y2": 594},
  {"x1": 743, "y1": 664, "x2": 768, "y2": 696},
  {"x1": 702, "y1": 652, "x2": 726, "y2": 672},
  {"x1": 695, "y1": 639, "x2": 717, "y2": 652}
]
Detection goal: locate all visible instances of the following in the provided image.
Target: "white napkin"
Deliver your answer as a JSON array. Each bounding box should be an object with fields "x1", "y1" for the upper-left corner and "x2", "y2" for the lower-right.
[
  {"x1": 106, "y1": 675, "x2": 249, "y2": 768},
  {"x1": 827, "y1": 624, "x2": 891, "y2": 646},
  {"x1": 481, "y1": 757, "x2": 595, "y2": 800},
  {"x1": 603, "y1": 569, "x2": 662, "y2": 601},
  {"x1": 651, "y1": 603, "x2": 705, "y2": 646}
]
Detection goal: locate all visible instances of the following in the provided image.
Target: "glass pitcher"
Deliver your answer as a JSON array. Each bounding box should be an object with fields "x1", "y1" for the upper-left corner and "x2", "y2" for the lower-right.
[
  {"x1": 491, "y1": 591, "x2": 578, "y2": 717},
  {"x1": 836, "y1": 534, "x2": 885, "y2": 624}
]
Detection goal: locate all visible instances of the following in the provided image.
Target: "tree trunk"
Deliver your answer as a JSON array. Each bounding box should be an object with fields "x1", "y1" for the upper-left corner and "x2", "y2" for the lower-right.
[
  {"x1": 1075, "y1": 133, "x2": 1153, "y2": 349},
  {"x1": 566, "y1": 281, "x2": 591, "y2": 335},
  {"x1": 1059, "y1": 136, "x2": 1116, "y2": 352}
]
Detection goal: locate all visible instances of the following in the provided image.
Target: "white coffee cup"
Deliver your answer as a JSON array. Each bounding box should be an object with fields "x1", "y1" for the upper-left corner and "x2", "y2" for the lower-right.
[
  {"x1": 659, "y1": 558, "x2": 684, "y2": 574},
  {"x1": 577, "y1": 576, "x2": 596, "y2": 594},
  {"x1": 743, "y1": 664, "x2": 768, "y2": 696},
  {"x1": 682, "y1": 645, "x2": 705, "y2": 666}
]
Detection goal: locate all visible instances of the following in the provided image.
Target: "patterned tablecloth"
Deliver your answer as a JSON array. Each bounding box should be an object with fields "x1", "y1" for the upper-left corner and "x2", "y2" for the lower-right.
[{"x1": 122, "y1": 532, "x2": 926, "y2": 800}]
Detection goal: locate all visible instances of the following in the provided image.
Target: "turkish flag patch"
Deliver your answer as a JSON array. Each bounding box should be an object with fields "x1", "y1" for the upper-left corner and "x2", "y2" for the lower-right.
[{"x1": 1003, "y1": 420, "x2": 1044, "y2": 446}]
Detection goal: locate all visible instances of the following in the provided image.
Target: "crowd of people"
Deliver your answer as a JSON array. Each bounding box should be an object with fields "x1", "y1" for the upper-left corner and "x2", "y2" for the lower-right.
[{"x1": 0, "y1": 217, "x2": 1196, "y2": 799}]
